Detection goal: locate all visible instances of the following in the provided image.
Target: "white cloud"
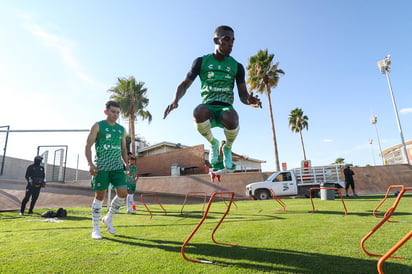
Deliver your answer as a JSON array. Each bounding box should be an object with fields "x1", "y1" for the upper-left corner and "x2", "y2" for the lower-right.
[
  {"x1": 400, "y1": 108, "x2": 412, "y2": 114},
  {"x1": 20, "y1": 15, "x2": 106, "y2": 89},
  {"x1": 322, "y1": 139, "x2": 333, "y2": 143}
]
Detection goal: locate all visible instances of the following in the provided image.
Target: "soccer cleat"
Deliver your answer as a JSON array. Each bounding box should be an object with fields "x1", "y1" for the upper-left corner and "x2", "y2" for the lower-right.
[
  {"x1": 209, "y1": 139, "x2": 219, "y2": 165},
  {"x1": 127, "y1": 208, "x2": 136, "y2": 214},
  {"x1": 101, "y1": 215, "x2": 115, "y2": 234},
  {"x1": 91, "y1": 230, "x2": 103, "y2": 240},
  {"x1": 27, "y1": 211, "x2": 33, "y2": 214},
  {"x1": 222, "y1": 145, "x2": 234, "y2": 169}
]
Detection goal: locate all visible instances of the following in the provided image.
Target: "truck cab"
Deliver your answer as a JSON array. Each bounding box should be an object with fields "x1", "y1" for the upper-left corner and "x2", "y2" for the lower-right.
[{"x1": 246, "y1": 171, "x2": 298, "y2": 200}]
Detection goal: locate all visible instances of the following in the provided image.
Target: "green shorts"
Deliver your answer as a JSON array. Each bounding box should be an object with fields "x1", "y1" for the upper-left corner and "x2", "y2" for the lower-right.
[
  {"x1": 91, "y1": 169, "x2": 127, "y2": 191},
  {"x1": 126, "y1": 176, "x2": 136, "y2": 193},
  {"x1": 203, "y1": 104, "x2": 235, "y2": 128}
]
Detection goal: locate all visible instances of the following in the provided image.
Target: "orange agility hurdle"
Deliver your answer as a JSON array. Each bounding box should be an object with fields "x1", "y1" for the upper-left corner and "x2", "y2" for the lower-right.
[
  {"x1": 270, "y1": 189, "x2": 286, "y2": 212},
  {"x1": 309, "y1": 187, "x2": 348, "y2": 216},
  {"x1": 377, "y1": 230, "x2": 411, "y2": 274},
  {"x1": 140, "y1": 193, "x2": 167, "y2": 219},
  {"x1": 372, "y1": 185, "x2": 405, "y2": 223},
  {"x1": 181, "y1": 192, "x2": 236, "y2": 264},
  {"x1": 180, "y1": 192, "x2": 207, "y2": 215},
  {"x1": 360, "y1": 185, "x2": 411, "y2": 266}
]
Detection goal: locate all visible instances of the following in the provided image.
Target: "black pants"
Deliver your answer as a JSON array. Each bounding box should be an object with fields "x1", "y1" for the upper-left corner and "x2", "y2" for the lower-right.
[{"x1": 20, "y1": 184, "x2": 41, "y2": 213}]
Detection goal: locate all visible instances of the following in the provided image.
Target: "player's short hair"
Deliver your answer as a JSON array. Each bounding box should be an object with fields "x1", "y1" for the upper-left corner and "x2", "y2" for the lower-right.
[
  {"x1": 214, "y1": 25, "x2": 234, "y2": 37},
  {"x1": 106, "y1": 100, "x2": 120, "y2": 110}
]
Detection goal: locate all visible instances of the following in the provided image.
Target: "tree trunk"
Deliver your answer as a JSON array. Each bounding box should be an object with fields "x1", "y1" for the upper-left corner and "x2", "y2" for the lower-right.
[
  {"x1": 299, "y1": 131, "x2": 307, "y2": 160},
  {"x1": 266, "y1": 85, "x2": 280, "y2": 171},
  {"x1": 129, "y1": 114, "x2": 136, "y2": 155}
]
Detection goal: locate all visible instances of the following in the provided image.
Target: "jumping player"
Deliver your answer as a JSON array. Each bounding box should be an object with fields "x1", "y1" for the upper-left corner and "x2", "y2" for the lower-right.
[
  {"x1": 85, "y1": 100, "x2": 129, "y2": 240},
  {"x1": 163, "y1": 25, "x2": 261, "y2": 172}
]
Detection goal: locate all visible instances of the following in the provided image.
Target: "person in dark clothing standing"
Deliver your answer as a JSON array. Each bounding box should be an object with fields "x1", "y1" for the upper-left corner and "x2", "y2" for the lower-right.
[
  {"x1": 20, "y1": 155, "x2": 46, "y2": 215},
  {"x1": 343, "y1": 164, "x2": 357, "y2": 197}
]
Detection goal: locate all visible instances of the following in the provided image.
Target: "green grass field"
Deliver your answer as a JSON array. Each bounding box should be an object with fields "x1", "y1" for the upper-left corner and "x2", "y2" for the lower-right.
[{"x1": 0, "y1": 194, "x2": 411, "y2": 273}]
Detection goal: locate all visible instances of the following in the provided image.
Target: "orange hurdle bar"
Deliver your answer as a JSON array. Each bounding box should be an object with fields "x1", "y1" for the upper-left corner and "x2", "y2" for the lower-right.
[
  {"x1": 373, "y1": 185, "x2": 404, "y2": 223},
  {"x1": 360, "y1": 186, "x2": 411, "y2": 261},
  {"x1": 309, "y1": 187, "x2": 348, "y2": 216},
  {"x1": 377, "y1": 230, "x2": 411, "y2": 274},
  {"x1": 181, "y1": 192, "x2": 236, "y2": 264},
  {"x1": 140, "y1": 193, "x2": 167, "y2": 219},
  {"x1": 270, "y1": 189, "x2": 286, "y2": 212},
  {"x1": 180, "y1": 192, "x2": 207, "y2": 215}
]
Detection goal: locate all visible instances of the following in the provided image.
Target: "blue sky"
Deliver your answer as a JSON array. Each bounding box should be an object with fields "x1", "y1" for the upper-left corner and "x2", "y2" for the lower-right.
[{"x1": 1, "y1": 0, "x2": 412, "y2": 171}]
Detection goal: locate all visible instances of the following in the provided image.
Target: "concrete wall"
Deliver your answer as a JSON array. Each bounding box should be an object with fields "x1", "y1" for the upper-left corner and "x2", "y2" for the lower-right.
[
  {"x1": 136, "y1": 172, "x2": 270, "y2": 199},
  {"x1": 0, "y1": 156, "x2": 90, "y2": 182}
]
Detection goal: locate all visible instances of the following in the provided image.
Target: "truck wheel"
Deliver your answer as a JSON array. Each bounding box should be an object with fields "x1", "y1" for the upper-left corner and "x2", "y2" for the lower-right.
[{"x1": 255, "y1": 189, "x2": 270, "y2": 200}]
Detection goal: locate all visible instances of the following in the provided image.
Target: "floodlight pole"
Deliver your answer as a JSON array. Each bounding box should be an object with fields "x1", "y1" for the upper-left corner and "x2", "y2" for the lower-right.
[
  {"x1": 377, "y1": 55, "x2": 409, "y2": 164},
  {"x1": 370, "y1": 115, "x2": 384, "y2": 165},
  {"x1": 368, "y1": 139, "x2": 376, "y2": 166}
]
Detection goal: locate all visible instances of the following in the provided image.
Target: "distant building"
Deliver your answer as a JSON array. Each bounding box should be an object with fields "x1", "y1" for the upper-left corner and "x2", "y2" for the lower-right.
[
  {"x1": 136, "y1": 141, "x2": 265, "y2": 176},
  {"x1": 381, "y1": 140, "x2": 412, "y2": 165}
]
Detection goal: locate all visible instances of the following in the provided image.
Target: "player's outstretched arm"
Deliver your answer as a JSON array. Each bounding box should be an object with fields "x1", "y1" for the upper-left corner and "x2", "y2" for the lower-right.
[
  {"x1": 163, "y1": 78, "x2": 193, "y2": 119},
  {"x1": 237, "y1": 82, "x2": 262, "y2": 108}
]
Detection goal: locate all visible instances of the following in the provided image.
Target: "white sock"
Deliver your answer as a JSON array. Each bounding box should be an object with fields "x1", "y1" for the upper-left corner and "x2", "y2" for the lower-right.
[
  {"x1": 127, "y1": 194, "x2": 134, "y2": 204},
  {"x1": 107, "y1": 195, "x2": 125, "y2": 219},
  {"x1": 224, "y1": 126, "x2": 239, "y2": 149},
  {"x1": 195, "y1": 120, "x2": 216, "y2": 144},
  {"x1": 91, "y1": 198, "x2": 103, "y2": 229},
  {"x1": 127, "y1": 194, "x2": 134, "y2": 209}
]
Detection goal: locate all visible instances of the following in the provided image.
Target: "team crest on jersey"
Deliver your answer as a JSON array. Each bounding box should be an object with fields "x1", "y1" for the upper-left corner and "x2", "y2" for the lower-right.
[
  {"x1": 106, "y1": 133, "x2": 111, "y2": 139},
  {"x1": 226, "y1": 66, "x2": 231, "y2": 72}
]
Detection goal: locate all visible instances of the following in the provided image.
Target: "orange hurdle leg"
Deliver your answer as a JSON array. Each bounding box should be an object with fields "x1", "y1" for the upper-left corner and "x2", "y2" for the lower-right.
[{"x1": 270, "y1": 189, "x2": 286, "y2": 212}]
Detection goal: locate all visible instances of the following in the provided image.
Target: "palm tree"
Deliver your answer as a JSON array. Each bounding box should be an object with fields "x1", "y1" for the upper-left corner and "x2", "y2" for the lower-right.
[
  {"x1": 335, "y1": 158, "x2": 345, "y2": 164},
  {"x1": 109, "y1": 76, "x2": 152, "y2": 155},
  {"x1": 247, "y1": 49, "x2": 285, "y2": 171},
  {"x1": 288, "y1": 108, "x2": 309, "y2": 160}
]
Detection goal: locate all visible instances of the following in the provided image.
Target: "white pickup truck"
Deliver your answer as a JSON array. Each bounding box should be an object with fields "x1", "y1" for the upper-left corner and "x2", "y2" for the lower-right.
[{"x1": 245, "y1": 165, "x2": 345, "y2": 199}]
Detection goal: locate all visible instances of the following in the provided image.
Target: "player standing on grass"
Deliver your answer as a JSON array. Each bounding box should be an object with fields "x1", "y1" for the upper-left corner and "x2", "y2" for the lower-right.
[
  {"x1": 163, "y1": 25, "x2": 261, "y2": 172},
  {"x1": 85, "y1": 100, "x2": 129, "y2": 240},
  {"x1": 125, "y1": 156, "x2": 138, "y2": 214}
]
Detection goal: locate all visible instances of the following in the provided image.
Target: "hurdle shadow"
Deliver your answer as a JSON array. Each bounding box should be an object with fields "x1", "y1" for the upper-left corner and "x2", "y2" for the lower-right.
[{"x1": 107, "y1": 236, "x2": 410, "y2": 273}]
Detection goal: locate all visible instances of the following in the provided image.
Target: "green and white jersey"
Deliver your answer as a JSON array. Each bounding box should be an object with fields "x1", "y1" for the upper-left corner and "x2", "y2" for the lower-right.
[
  {"x1": 199, "y1": 54, "x2": 238, "y2": 105},
  {"x1": 94, "y1": 120, "x2": 125, "y2": 171},
  {"x1": 128, "y1": 165, "x2": 137, "y2": 176}
]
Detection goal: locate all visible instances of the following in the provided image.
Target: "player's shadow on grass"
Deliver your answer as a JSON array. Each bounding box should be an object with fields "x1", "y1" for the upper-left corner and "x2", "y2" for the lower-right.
[{"x1": 107, "y1": 236, "x2": 410, "y2": 273}]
